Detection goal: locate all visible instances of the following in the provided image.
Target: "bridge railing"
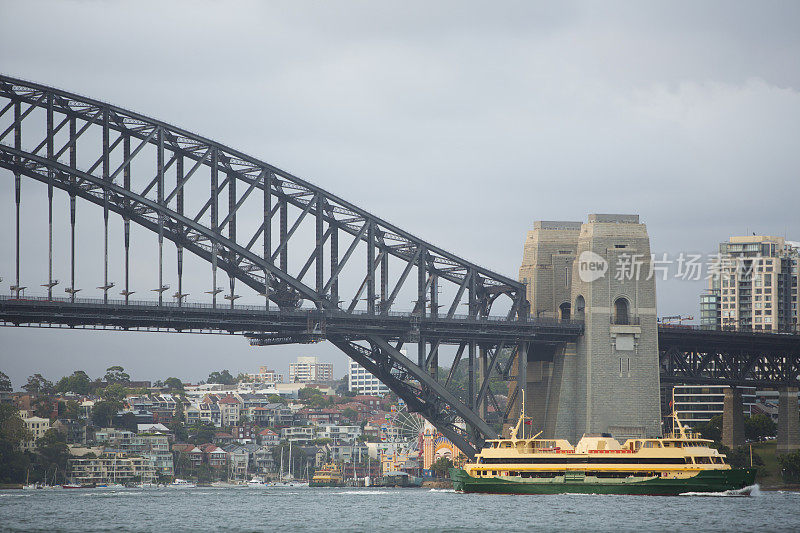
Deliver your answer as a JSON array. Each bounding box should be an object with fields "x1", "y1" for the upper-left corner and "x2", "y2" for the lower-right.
[
  {"x1": 0, "y1": 294, "x2": 583, "y2": 328},
  {"x1": 658, "y1": 322, "x2": 800, "y2": 335}
]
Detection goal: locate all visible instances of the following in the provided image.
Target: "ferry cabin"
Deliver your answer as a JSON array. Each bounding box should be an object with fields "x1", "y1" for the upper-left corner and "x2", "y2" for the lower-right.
[{"x1": 466, "y1": 434, "x2": 730, "y2": 481}]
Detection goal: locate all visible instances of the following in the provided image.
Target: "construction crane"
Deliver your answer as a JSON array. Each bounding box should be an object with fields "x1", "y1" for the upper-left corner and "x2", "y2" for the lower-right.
[{"x1": 659, "y1": 315, "x2": 694, "y2": 325}]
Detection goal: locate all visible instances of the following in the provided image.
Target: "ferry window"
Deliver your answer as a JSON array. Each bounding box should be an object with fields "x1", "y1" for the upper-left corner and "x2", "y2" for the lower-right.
[{"x1": 696, "y1": 457, "x2": 712, "y2": 464}]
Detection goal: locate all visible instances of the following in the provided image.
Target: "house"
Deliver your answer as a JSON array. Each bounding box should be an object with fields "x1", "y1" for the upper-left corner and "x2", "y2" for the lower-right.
[
  {"x1": 204, "y1": 445, "x2": 228, "y2": 468},
  {"x1": 213, "y1": 432, "x2": 234, "y2": 445},
  {"x1": 352, "y1": 395, "x2": 384, "y2": 410},
  {"x1": 316, "y1": 424, "x2": 362, "y2": 444},
  {"x1": 51, "y1": 419, "x2": 88, "y2": 445},
  {"x1": 253, "y1": 446, "x2": 275, "y2": 474},
  {"x1": 217, "y1": 395, "x2": 242, "y2": 426},
  {"x1": 174, "y1": 444, "x2": 204, "y2": 467},
  {"x1": 280, "y1": 426, "x2": 314, "y2": 444},
  {"x1": 21, "y1": 414, "x2": 50, "y2": 451},
  {"x1": 258, "y1": 428, "x2": 280, "y2": 446}
]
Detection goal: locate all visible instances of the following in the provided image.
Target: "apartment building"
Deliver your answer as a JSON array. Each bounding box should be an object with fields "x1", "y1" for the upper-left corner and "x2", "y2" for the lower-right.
[
  {"x1": 288, "y1": 356, "x2": 334, "y2": 383},
  {"x1": 704, "y1": 235, "x2": 799, "y2": 332},
  {"x1": 247, "y1": 366, "x2": 284, "y2": 384},
  {"x1": 670, "y1": 385, "x2": 756, "y2": 430},
  {"x1": 69, "y1": 451, "x2": 156, "y2": 484},
  {"x1": 348, "y1": 360, "x2": 389, "y2": 395}
]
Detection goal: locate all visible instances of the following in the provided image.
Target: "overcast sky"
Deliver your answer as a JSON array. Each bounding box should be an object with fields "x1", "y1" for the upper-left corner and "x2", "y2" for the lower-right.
[{"x1": 1, "y1": 1, "x2": 798, "y2": 388}]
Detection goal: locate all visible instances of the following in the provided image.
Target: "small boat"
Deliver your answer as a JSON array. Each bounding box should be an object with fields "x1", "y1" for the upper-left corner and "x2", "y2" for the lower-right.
[
  {"x1": 62, "y1": 483, "x2": 95, "y2": 489},
  {"x1": 169, "y1": 478, "x2": 197, "y2": 488},
  {"x1": 248, "y1": 477, "x2": 267, "y2": 486},
  {"x1": 381, "y1": 471, "x2": 423, "y2": 488}
]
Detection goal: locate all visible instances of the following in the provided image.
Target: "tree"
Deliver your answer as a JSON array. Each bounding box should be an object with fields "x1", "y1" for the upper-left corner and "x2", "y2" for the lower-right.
[
  {"x1": 431, "y1": 457, "x2": 454, "y2": 478},
  {"x1": 778, "y1": 450, "x2": 800, "y2": 483},
  {"x1": 207, "y1": 370, "x2": 235, "y2": 385},
  {"x1": 189, "y1": 423, "x2": 217, "y2": 445},
  {"x1": 100, "y1": 383, "x2": 127, "y2": 403},
  {"x1": 23, "y1": 373, "x2": 54, "y2": 395},
  {"x1": 104, "y1": 366, "x2": 130, "y2": 384},
  {"x1": 55, "y1": 371, "x2": 92, "y2": 395},
  {"x1": 91, "y1": 400, "x2": 121, "y2": 428},
  {"x1": 267, "y1": 394, "x2": 287, "y2": 405},
  {"x1": 35, "y1": 429, "x2": 70, "y2": 484},
  {"x1": 164, "y1": 377, "x2": 184, "y2": 390},
  {"x1": 299, "y1": 387, "x2": 322, "y2": 400},
  {"x1": 698, "y1": 414, "x2": 722, "y2": 442},
  {"x1": 117, "y1": 412, "x2": 138, "y2": 433},
  {"x1": 744, "y1": 414, "x2": 777, "y2": 442},
  {"x1": 59, "y1": 400, "x2": 80, "y2": 420},
  {"x1": 0, "y1": 404, "x2": 31, "y2": 484},
  {"x1": 0, "y1": 371, "x2": 12, "y2": 392},
  {"x1": 32, "y1": 397, "x2": 54, "y2": 419},
  {"x1": 341, "y1": 408, "x2": 358, "y2": 424}
]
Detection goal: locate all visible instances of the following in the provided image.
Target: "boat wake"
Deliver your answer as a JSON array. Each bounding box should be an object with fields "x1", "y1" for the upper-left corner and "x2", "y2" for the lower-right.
[
  {"x1": 680, "y1": 484, "x2": 760, "y2": 497},
  {"x1": 428, "y1": 489, "x2": 455, "y2": 493},
  {"x1": 337, "y1": 490, "x2": 393, "y2": 495}
]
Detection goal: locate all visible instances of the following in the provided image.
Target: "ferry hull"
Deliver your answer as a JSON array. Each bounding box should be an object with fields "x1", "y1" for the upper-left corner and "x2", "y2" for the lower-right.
[
  {"x1": 309, "y1": 480, "x2": 344, "y2": 488},
  {"x1": 449, "y1": 468, "x2": 757, "y2": 496}
]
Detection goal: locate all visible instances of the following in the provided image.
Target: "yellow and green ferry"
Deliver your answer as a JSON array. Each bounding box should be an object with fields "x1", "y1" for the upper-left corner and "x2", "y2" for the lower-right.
[
  {"x1": 450, "y1": 396, "x2": 756, "y2": 496},
  {"x1": 310, "y1": 463, "x2": 344, "y2": 488}
]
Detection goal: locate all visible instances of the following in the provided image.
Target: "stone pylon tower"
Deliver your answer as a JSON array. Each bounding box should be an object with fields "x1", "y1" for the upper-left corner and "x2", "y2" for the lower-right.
[{"x1": 516, "y1": 214, "x2": 662, "y2": 443}]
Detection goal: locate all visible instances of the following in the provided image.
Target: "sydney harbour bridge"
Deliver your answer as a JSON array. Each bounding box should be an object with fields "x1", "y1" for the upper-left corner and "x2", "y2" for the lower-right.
[{"x1": 1, "y1": 74, "x2": 798, "y2": 456}]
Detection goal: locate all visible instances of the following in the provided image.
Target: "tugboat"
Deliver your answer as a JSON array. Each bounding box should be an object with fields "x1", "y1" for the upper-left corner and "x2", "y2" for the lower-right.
[
  {"x1": 310, "y1": 463, "x2": 344, "y2": 487},
  {"x1": 450, "y1": 392, "x2": 756, "y2": 496}
]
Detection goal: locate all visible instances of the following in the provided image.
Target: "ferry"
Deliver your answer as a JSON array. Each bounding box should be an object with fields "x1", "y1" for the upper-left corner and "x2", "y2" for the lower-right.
[
  {"x1": 450, "y1": 394, "x2": 756, "y2": 496},
  {"x1": 310, "y1": 463, "x2": 344, "y2": 487}
]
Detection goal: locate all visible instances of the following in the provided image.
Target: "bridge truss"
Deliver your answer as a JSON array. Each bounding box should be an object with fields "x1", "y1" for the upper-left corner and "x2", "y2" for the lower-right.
[{"x1": 0, "y1": 74, "x2": 585, "y2": 456}]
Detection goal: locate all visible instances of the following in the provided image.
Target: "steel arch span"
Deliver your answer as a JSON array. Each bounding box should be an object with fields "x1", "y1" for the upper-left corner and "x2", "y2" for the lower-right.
[{"x1": 0, "y1": 74, "x2": 584, "y2": 456}]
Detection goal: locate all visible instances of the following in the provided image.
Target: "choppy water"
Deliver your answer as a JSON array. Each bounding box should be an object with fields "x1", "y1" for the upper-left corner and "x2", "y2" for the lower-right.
[{"x1": 2, "y1": 485, "x2": 799, "y2": 532}]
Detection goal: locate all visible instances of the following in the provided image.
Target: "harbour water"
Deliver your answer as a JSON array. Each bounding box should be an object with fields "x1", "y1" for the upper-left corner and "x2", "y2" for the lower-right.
[{"x1": 2, "y1": 485, "x2": 799, "y2": 532}]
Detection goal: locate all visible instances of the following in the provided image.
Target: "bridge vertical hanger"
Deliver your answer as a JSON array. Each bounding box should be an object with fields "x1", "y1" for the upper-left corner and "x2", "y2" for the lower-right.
[
  {"x1": 122, "y1": 135, "x2": 131, "y2": 304},
  {"x1": 69, "y1": 116, "x2": 77, "y2": 302},
  {"x1": 157, "y1": 127, "x2": 165, "y2": 306},
  {"x1": 330, "y1": 216, "x2": 339, "y2": 307},
  {"x1": 380, "y1": 245, "x2": 388, "y2": 312},
  {"x1": 263, "y1": 171, "x2": 272, "y2": 308},
  {"x1": 102, "y1": 109, "x2": 110, "y2": 304},
  {"x1": 13, "y1": 100, "x2": 21, "y2": 297},
  {"x1": 429, "y1": 256, "x2": 438, "y2": 379},
  {"x1": 46, "y1": 93, "x2": 54, "y2": 299},
  {"x1": 176, "y1": 154, "x2": 184, "y2": 306},
  {"x1": 279, "y1": 192, "x2": 288, "y2": 288},
  {"x1": 228, "y1": 167, "x2": 236, "y2": 308},
  {"x1": 211, "y1": 148, "x2": 219, "y2": 308},
  {"x1": 367, "y1": 221, "x2": 375, "y2": 314},
  {"x1": 315, "y1": 193, "x2": 324, "y2": 306}
]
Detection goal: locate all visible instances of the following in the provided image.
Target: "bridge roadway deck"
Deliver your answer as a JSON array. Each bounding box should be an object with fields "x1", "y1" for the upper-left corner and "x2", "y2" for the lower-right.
[{"x1": 0, "y1": 296, "x2": 584, "y2": 344}]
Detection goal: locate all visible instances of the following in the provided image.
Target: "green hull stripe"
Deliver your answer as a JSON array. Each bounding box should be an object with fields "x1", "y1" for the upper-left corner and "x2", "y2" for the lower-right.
[{"x1": 449, "y1": 468, "x2": 757, "y2": 496}]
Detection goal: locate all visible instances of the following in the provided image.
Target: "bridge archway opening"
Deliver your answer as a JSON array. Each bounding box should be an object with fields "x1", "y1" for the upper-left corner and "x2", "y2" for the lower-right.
[
  {"x1": 613, "y1": 297, "x2": 630, "y2": 325},
  {"x1": 559, "y1": 302, "x2": 571, "y2": 320},
  {"x1": 574, "y1": 295, "x2": 585, "y2": 321}
]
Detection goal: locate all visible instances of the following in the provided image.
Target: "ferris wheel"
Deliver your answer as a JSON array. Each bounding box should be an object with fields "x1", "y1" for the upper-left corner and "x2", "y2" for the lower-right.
[{"x1": 387, "y1": 400, "x2": 426, "y2": 453}]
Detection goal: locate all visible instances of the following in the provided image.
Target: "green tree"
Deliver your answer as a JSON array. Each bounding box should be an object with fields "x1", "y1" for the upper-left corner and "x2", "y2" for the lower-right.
[
  {"x1": 341, "y1": 408, "x2": 358, "y2": 423},
  {"x1": 0, "y1": 371, "x2": 12, "y2": 392},
  {"x1": 59, "y1": 400, "x2": 80, "y2": 420},
  {"x1": 35, "y1": 429, "x2": 70, "y2": 484},
  {"x1": 778, "y1": 450, "x2": 800, "y2": 483},
  {"x1": 744, "y1": 414, "x2": 777, "y2": 441},
  {"x1": 91, "y1": 400, "x2": 121, "y2": 428},
  {"x1": 55, "y1": 371, "x2": 92, "y2": 395},
  {"x1": 267, "y1": 394, "x2": 287, "y2": 405},
  {"x1": 23, "y1": 373, "x2": 54, "y2": 395},
  {"x1": 164, "y1": 377, "x2": 184, "y2": 390},
  {"x1": 189, "y1": 423, "x2": 217, "y2": 445},
  {"x1": 100, "y1": 382, "x2": 127, "y2": 403},
  {"x1": 431, "y1": 457, "x2": 454, "y2": 478},
  {"x1": 298, "y1": 387, "x2": 322, "y2": 400},
  {"x1": 207, "y1": 370, "x2": 235, "y2": 385},
  {"x1": 117, "y1": 412, "x2": 138, "y2": 433},
  {"x1": 0, "y1": 404, "x2": 32, "y2": 484},
  {"x1": 32, "y1": 397, "x2": 54, "y2": 419},
  {"x1": 104, "y1": 366, "x2": 130, "y2": 384},
  {"x1": 698, "y1": 414, "x2": 722, "y2": 442}
]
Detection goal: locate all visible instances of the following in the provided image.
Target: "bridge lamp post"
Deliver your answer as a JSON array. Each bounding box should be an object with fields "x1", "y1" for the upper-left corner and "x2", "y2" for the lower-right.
[
  {"x1": 120, "y1": 289, "x2": 135, "y2": 305},
  {"x1": 41, "y1": 279, "x2": 59, "y2": 300},
  {"x1": 151, "y1": 285, "x2": 170, "y2": 305},
  {"x1": 172, "y1": 291, "x2": 189, "y2": 307},
  {"x1": 97, "y1": 282, "x2": 115, "y2": 303},
  {"x1": 64, "y1": 287, "x2": 81, "y2": 303},
  {"x1": 10, "y1": 285, "x2": 27, "y2": 298},
  {"x1": 205, "y1": 287, "x2": 223, "y2": 308},
  {"x1": 224, "y1": 293, "x2": 241, "y2": 309}
]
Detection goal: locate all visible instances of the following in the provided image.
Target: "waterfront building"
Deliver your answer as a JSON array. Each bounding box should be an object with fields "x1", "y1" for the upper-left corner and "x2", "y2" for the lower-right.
[
  {"x1": 348, "y1": 360, "x2": 390, "y2": 395},
  {"x1": 288, "y1": 356, "x2": 334, "y2": 383},
  {"x1": 21, "y1": 414, "x2": 50, "y2": 451},
  {"x1": 69, "y1": 451, "x2": 156, "y2": 484},
  {"x1": 703, "y1": 235, "x2": 799, "y2": 332},
  {"x1": 280, "y1": 426, "x2": 315, "y2": 443}
]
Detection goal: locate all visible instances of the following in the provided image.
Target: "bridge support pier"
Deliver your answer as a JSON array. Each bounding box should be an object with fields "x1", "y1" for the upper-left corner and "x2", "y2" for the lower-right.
[
  {"x1": 722, "y1": 387, "x2": 745, "y2": 449},
  {"x1": 777, "y1": 386, "x2": 800, "y2": 454}
]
